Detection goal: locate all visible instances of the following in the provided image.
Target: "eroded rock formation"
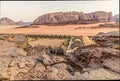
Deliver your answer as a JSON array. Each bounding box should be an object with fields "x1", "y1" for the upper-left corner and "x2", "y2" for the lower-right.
[{"x1": 33, "y1": 11, "x2": 113, "y2": 25}]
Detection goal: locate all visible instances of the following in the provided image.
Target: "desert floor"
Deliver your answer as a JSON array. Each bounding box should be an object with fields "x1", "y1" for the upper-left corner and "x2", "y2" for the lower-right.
[
  {"x1": 0, "y1": 23, "x2": 119, "y2": 36},
  {"x1": 29, "y1": 38, "x2": 66, "y2": 47}
]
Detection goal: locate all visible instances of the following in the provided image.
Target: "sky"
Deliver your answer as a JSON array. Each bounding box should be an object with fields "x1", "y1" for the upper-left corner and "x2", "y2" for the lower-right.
[{"x1": 0, "y1": 0, "x2": 119, "y2": 22}]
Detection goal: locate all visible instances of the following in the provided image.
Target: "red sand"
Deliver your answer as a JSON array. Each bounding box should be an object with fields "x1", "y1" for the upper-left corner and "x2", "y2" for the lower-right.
[{"x1": 0, "y1": 23, "x2": 119, "y2": 36}]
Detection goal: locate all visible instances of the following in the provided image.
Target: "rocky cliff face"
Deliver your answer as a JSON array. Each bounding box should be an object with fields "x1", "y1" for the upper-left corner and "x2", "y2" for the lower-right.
[
  {"x1": 86, "y1": 11, "x2": 113, "y2": 21},
  {"x1": 33, "y1": 11, "x2": 113, "y2": 25},
  {"x1": 113, "y1": 14, "x2": 119, "y2": 22},
  {"x1": 0, "y1": 17, "x2": 24, "y2": 25}
]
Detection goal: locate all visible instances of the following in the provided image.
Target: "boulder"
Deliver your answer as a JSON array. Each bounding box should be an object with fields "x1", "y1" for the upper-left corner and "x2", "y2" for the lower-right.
[
  {"x1": 13, "y1": 35, "x2": 28, "y2": 49},
  {"x1": 82, "y1": 36, "x2": 95, "y2": 46}
]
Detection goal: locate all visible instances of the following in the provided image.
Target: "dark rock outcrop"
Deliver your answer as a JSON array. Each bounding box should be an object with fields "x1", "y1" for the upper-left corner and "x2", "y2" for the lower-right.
[{"x1": 33, "y1": 11, "x2": 113, "y2": 25}]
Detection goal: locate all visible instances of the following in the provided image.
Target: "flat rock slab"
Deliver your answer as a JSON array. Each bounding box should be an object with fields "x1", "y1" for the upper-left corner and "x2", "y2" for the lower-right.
[
  {"x1": 80, "y1": 68, "x2": 120, "y2": 80},
  {"x1": 103, "y1": 58, "x2": 120, "y2": 74}
]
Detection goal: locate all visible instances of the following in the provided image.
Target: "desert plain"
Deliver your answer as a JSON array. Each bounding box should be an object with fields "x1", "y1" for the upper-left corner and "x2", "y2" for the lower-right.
[{"x1": 0, "y1": 22, "x2": 119, "y2": 36}]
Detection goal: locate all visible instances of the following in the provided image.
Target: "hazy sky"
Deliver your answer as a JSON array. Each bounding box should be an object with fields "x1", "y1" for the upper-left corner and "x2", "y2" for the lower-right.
[{"x1": 0, "y1": 0, "x2": 119, "y2": 22}]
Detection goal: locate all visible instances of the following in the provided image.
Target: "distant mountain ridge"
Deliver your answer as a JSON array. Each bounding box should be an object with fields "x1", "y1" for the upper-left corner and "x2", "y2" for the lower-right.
[
  {"x1": 0, "y1": 11, "x2": 119, "y2": 26},
  {"x1": 33, "y1": 11, "x2": 118, "y2": 25},
  {"x1": 113, "y1": 14, "x2": 119, "y2": 22},
  {"x1": 0, "y1": 17, "x2": 24, "y2": 25}
]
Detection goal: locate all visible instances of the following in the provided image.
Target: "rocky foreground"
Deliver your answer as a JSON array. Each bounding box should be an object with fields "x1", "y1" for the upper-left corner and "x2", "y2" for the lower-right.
[{"x1": 0, "y1": 31, "x2": 120, "y2": 80}]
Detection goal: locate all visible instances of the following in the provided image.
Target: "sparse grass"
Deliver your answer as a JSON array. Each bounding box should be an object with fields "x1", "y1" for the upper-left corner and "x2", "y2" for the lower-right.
[
  {"x1": 28, "y1": 34, "x2": 72, "y2": 39},
  {"x1": 28, "y1": 34, "x2": 72, "y2": 48}
]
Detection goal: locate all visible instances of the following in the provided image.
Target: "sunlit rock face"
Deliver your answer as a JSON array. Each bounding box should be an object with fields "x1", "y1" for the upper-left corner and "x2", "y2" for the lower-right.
[{"x1": 33, "y1": 11, "x2": 113, "y2": 25}]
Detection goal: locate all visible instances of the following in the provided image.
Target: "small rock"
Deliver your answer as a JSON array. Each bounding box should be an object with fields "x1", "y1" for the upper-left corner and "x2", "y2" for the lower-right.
[
  {"x1": 45, "y1": 67, "x2": 59, "y2": 80},
  {"x1": 52, "y1": 63, "x2": 67, "y2": 70}
]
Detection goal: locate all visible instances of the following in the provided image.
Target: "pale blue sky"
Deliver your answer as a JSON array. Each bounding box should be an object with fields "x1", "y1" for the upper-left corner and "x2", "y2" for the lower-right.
[{"x1": 0, "y1": 0, "x2": 119, "y2": 22}]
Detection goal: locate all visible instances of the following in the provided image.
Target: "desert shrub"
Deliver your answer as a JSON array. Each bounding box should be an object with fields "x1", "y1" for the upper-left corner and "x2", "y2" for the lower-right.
[
  {"x1": 28, "y1": 35, "x2": 39, "y2": 40},
  {"x1": 63, "y1": 37, "x2": 71, "y2": 47},
  {"x1": 56, "y1": 46, "x2": 65, "y2": 55},
  {"x1": 48, "y1": 46, "x2": 65, "y2": 55},
  {"x1": 58, "y1": 35, "x2": 62, "y2": 38},
  {"x1": 48, "y1": 45, "x2": 52, "y2": 53},
  {"x1": 48, "y1": 46, "x2": 55, "y2": 54},
  {"x1": 28, "y1": 34, "x2": 72, "y2": 39}
]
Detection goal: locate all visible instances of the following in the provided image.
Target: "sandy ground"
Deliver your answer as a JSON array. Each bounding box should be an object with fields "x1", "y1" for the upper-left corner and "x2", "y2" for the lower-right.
[
  {"x1": 0, "y1": 40, "x2": 5, "y2": 44},
  {"x1": 0, "y1": 25, "x2": 24, "y2": 29},
  {"x1": 29, "y1": 38, "x2": 66, "y2": 47},
  {"x1": 0, "y1": 23, "x2": 119, "y2": 36}
]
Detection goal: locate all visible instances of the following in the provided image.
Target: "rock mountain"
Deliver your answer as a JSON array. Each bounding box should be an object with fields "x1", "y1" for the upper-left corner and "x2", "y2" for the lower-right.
[
  {"x1": 0, "y1": 17, "x2": 24, "y2": 25},
  {"x1": 1, "y1": 11, "x2": 118, "y2": 25},
  {"x1": 113, "y1": 14, "x2": 119, "y2": 22},
  {"x1": 33, "y1": 11, "x2": 115, "y2": 25}
]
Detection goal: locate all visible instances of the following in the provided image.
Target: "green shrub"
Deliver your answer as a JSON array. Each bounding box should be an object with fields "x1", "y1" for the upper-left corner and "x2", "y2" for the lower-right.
[
  {"x1": 28, "y1": 34, "x2": 72, "y2": 39},
  {"x1": 63, "y1": 37, "x2": 71, "y2": 47}
]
